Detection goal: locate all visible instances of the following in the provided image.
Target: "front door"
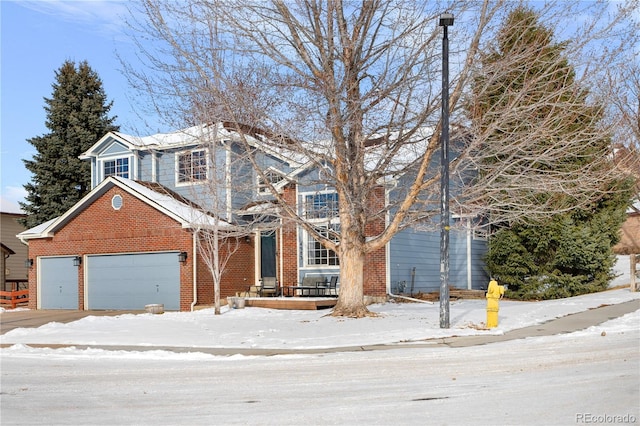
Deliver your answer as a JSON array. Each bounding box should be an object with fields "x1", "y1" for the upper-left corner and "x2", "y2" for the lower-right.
[{"x1": 260, "y1": 231, "x2": 276, "y2": 278}]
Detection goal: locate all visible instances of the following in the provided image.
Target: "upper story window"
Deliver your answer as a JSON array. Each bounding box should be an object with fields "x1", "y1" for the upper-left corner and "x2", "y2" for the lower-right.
[
  {"x1": 304, "y1": 192, "x2": 339, "y2": 219},
  {"x1": 104, "y1": 158, "x2": 129, "y2": 179},
  {"x1": 177, "y1": 149, "x2": 207, "y2": 184},
  {"x1": 257, "y1": 168, "x2": 285, "y2": 194}
]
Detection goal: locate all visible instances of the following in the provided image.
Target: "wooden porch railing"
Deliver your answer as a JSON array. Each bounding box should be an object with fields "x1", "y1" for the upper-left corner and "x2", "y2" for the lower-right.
[{"x1": 0, "y1": 289, "x2": 29, "y2": 309}]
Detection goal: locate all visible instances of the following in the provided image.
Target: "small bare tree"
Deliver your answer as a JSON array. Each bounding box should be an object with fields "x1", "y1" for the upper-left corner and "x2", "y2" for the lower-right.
[
  {"x1": 122, "y1": 0, "x2": 638, "y2": 317},
  {"x1": 168, "y1": 121, "x2": 277, "y2": 315}
]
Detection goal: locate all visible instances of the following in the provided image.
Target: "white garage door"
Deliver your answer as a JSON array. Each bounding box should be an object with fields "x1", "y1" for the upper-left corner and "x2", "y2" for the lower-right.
[
  {"x1": 39, "y1": 257, "x2": 79, "y2": 309},
  {"x1": 86, "y1": 252, "x2": 180, "y2": 310}
]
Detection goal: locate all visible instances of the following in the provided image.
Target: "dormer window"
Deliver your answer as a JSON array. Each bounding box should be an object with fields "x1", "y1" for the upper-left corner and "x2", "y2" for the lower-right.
[
  {"x1": 177, "y1": 149, "x2": 208, "y2": 184},
  {"x1": 104, "y1": 158, "x2": 129, "y2": 179},
  {"x1": 257, "y1": 168, "x2": 285, "y2": 194}
]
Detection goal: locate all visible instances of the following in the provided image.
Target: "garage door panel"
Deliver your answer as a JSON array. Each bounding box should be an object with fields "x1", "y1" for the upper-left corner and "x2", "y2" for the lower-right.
[
  {"x1": 40, "y1": 257, "x2": 79, "y2": 309},
  {"x1": 87, "y1": 252, "x2": 180, "y2": 310}
]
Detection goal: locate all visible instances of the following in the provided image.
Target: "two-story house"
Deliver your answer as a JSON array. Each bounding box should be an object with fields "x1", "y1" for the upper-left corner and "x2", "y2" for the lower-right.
[{"x1": 18, "y1": 122, "x2": 489, "y2": 311}]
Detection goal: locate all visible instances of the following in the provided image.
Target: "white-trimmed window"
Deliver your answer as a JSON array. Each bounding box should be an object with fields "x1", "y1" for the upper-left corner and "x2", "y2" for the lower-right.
[
  {"x1": 304, "y1": 192, "x2": 339, "y2": 219},
  {"x1": 303, "y1": 191, "x2": 340, "y2": 266},
  {"x1": 177, "y1": 149, "x2": 207, "y2": 184},
  {"x1": 257, "y1": 168, "x2": 285, "y2": 194},
  {"x1": 307, "y1": 224, "x2": 340, "y2": 265},
  {"x1": 103, "y1": 158, "x2": 129, "y2": 179}
]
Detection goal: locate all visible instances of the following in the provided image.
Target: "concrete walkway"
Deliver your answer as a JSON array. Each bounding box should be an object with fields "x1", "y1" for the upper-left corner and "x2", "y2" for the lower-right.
[
  {"x1": 0, "y1": 310, "x2": 143, "y2": 335},
  {"x1": 1, "y1": 299, "x2": 637, "y2": 355}
]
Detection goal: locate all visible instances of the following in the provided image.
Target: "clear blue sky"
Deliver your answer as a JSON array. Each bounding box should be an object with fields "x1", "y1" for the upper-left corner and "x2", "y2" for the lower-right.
[{"x1": 1, "y1": 0, "x2": 156, "y2": 213}]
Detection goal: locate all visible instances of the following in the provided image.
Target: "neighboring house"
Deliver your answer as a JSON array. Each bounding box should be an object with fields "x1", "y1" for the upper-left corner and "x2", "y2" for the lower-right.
[
  {"x1": 1, "y1": 243, "x2": 15, "y2": 290},
  {"x1": 19, "y1": 122, "x2": 488, "y2": 311},
  {"x1": 614, "y1": 199, "x2": 640, "y2": 256},
  {"x1": 1, "y1": 212, "x2": 28, "y2": 291}
]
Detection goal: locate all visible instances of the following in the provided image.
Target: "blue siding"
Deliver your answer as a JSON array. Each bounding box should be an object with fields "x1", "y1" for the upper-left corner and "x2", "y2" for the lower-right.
[
  {"x1": 102, "y1": 141, "x2": 129, "y2": 156},
  {"x1": 389, "y1": 228, "x2": 489, "y2": 294},
  {"x1": 137, "y1": 151, "x2": 153, "y2": 182}
]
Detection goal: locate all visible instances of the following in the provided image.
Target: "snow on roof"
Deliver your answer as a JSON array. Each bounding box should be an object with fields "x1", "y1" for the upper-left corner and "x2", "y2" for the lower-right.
[
  {"x1": 112, "y1": 177, "x2": 233, "y2": 230},
  {"x1": 115, "y1": 124, "x2": 225, "y2": 149},
  {"x1": 18, "y1": 177, "x2": 234, "y2": 241},
  {"x1": 17, "y1": 217, "x2": 58, "y2": 242}
]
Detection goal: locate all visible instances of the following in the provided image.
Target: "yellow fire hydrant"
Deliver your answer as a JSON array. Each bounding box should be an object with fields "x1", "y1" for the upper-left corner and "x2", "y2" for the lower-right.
[{"x1": 486, "y1": 279, "x2": 505, "y2": 328}]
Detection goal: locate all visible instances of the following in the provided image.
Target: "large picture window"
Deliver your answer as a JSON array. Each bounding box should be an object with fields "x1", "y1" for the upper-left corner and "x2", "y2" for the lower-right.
[
  {"x1": 104, "y1": 158, "x2": 129, "y2": 179},
  {"x1": 307, "y1": 224, "x2": 340, "y2": 266},
  {"x1": 303, "y1": 191, "x2": 340, "y2": 266},
  {"x1": 177, "y1": 149, "x2": 207, "y2": 184}
]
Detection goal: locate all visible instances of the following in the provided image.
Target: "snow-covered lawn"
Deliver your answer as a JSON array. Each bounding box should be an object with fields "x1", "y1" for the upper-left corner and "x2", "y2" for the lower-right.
[
  {"x1": 1, "y1": 289, "x2": 638, "y2": 425},
  {"x1": 0, "y1": 288, "x2": 638, "y2": 351}
]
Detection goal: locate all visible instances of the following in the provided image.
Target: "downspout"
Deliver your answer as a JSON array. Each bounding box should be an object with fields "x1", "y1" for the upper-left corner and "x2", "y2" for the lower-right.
[
  {"x1": 190, "y1": 231, "x2": 198, "y2": 312},
  {"x1": 279, "y1": 225, "x2": 284, "y2": 293},
  {"x1": 387, "y1": 292, "x2": 434, "y2": 304},
  {"x1": 467, "y1": 218, "x2": 472, "y2": 290}
]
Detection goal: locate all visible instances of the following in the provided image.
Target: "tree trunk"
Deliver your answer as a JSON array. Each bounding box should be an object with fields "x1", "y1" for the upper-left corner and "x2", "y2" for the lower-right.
[{"x1": 331, "y1": 237, "x2": 376, "y2": 318}]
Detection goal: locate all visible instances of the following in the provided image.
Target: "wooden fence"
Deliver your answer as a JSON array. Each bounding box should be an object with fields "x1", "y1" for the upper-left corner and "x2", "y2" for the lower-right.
[{"x1": 0, "y1": 289, "x2": 29, "y2": 309}]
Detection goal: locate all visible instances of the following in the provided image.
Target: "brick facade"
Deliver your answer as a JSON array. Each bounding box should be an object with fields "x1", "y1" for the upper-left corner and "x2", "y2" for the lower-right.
[
  {"x1": 26, "y1": 185, "x2": 252, "y2": 311},
  {"x1": 280, "y1": 185, "x2": 299, "y2": 287},
  {"x1": 279, "y1": 184, "x2": 387, "y2": 297},
  {"x1": 26, "y1": 178, "x2": 388, "y2": 311},
  {"x1": 364, "y1": 186, "x2": 387, "y2": 297}
]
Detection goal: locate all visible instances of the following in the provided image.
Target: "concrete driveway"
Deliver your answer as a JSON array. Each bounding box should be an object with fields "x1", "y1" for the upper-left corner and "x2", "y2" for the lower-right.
[{"x1": 0, "y1": 310, "x2": 143, "y2": 335}]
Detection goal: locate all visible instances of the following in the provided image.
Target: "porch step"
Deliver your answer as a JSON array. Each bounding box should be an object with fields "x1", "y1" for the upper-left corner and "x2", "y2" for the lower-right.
[{"x1": 244, "y1": 297, "x2": 337, "y2": 310}]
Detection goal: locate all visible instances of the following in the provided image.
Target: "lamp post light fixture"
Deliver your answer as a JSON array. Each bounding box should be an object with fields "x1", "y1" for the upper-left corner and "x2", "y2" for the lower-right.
[
  {"x1": 439, "y1": 12, "x2": 453, "y2": 329},
  {"x1": 178, "y1": 251, "x2": 188, "y2": 263},
  {"x1": 73, "y1": 256, "x2": 82, "y2": 267}
]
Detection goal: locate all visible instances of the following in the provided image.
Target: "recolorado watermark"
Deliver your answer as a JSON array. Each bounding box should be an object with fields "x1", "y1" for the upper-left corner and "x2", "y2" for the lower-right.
[{"x1": 576, "y1": 413, "x2": 637, "y2": 424}]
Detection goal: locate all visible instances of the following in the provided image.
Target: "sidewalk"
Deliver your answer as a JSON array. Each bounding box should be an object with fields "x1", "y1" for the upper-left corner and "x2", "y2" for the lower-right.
[
  {"x1": 2, "y1": 299, "x2": 637, "y2": 355},
  {"x1": 0, "y1": 309, "x2": 143, "y2": 335}
]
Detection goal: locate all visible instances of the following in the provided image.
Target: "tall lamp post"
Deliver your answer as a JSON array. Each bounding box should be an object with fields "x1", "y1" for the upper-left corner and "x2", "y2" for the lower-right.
[{"x1": 439, "y1": 12, "x2": 454, "y2": 329}]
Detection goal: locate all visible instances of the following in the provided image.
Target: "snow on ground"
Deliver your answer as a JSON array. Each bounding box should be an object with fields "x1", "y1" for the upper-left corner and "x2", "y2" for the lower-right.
[
  {"x1": 1, "y1": 305, "x2": 638, "y2": 426},
  {"x1": 1, "y1": 289, "x2": 638, "y2": 425},
  {"x1": 612, "y1": 254, "x2": 636, "y2": 287},
  {"x1": 1, "y1": 288, "x2": 638, "y2": 356}
]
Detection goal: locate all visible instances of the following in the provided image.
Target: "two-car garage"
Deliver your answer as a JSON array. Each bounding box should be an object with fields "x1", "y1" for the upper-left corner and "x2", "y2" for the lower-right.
[
  {"x1": 39, "y1": 252, "x2": 180, "y2": 311},
  {"x1": 19, "y1": 177, "x2": 225, "y2": 312}
]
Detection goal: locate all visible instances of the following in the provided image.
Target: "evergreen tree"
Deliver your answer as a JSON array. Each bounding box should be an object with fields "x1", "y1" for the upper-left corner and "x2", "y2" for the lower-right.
[
  {"x1": 20, "y1": 60, "x2": 119, "y2": 228},
  {"x1": 472, "y1": 8, "x2": 633, "y2": 299}
]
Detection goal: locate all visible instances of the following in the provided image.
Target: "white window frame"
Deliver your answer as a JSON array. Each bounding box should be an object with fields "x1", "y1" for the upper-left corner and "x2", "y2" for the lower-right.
[
  {"x1": 301, "y1": 190, "x2": 340, "y2": 267},
  {"x1": 99, "y1": 155, "x2": 133, "y2": 182},
  {"x1": 305, "y1": 223, "x2": 340, "y2": 266},
  {"x1": 257, "y1": 167, "x2": 286, "y2": 195},
  {"x1": 176, "y1": 148, "x2": 208, "y2": 186}
]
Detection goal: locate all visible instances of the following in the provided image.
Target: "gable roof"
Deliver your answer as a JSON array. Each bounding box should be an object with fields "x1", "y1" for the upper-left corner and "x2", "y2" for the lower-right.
[
  {"x1": 80, "y1": 122, "x2": 303, "y2": 166},
  {"x1": 17, "y1": 176, "x2": 233, "y2": 242},
  {"x1": 79, "y1": 124, "x2": 215, "y2": 159},
  {"x1": 1, "y1": 242, "x2": 15, "y2": 255}
]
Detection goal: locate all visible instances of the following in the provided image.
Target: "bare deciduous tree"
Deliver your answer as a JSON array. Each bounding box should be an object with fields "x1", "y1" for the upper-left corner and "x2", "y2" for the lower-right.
[{"x1": 122, "y1": 0, "x2": 638, "y2": 317}]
